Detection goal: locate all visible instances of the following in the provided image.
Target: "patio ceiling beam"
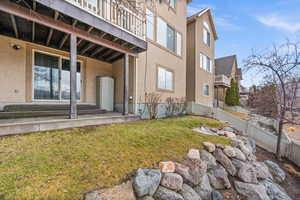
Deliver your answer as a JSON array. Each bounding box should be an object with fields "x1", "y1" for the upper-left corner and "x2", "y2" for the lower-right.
[
  {"x1": 77, "y1": 26, "x2": 93, "y2": 46},
  {"x1": 90, "y1": 46, "x2": 104, "y2": 58},
  {"x1": 59, "y1": 19, "x2": 77, "y2": 49},
  {"x1": 46, "y1": 11, "x2": 59, "y2": 46},
  {"x1": 10, "y1": 14, "x2": 18, "y2": 38},
  {"x1": 106, "y1": 52, "x2": 122, "y2": 62},
  {"x1": 32, "y1": 0, "x2": 36, "y2": 42},
  {"x1": 100, "y1": 49, "x2": 114, "y2": 59},
  {"x1": 80, "y1": 43, "x2": 95, "y2": 55},
  {"x1": 0, "y1": 0, "x2": 137, "y2": 56}
]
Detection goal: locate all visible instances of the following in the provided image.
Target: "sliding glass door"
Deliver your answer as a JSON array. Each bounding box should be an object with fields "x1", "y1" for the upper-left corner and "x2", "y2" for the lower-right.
[{"x1": 33, "y1": 51, "x2": 81, "y2": 101}]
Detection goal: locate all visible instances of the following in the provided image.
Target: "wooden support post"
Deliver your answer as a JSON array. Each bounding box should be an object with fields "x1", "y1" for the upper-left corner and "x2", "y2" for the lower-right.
[
  {"x1": 70, "y1": 34, "x2": 77, "y2": 119},
  {"x1": 123, "y1": 54, "x2": 129, "y2": 115}
]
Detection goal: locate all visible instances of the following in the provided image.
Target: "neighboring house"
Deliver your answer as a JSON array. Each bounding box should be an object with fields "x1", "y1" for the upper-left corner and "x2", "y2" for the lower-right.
[
  {"x1": 214, "y1": 55, "x2": 243, "y2": 105},
  {"x1": 0, "y1": 0, "x2": 192, "y2": 121},
  {"x1": 186, "y1": 8, "x2": 218, "y2": 107}
]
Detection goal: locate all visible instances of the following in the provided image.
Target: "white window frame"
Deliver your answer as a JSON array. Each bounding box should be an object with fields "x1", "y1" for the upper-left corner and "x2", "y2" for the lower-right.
[
  {"x1": 203, "y1": 84, "x2": 210, "y2": 96},
  {"x1": 32, "y1": 49, "x2": 83, "y2": 102},
  {"x1": 200, "y1": 53, "x2": 212, "y2": 73},
  {"x1": 146, "y1": 9, "x2": 154, "y2": 40},
  {"x1": 203, "y1": 24, "x2": 211, "y2": 47},
  {"x1": 157, "y1": 67, "x2": 174, "y2": 91},
  {"x1": 168, "y1": 0, "x2": 176, "y2": 9}
]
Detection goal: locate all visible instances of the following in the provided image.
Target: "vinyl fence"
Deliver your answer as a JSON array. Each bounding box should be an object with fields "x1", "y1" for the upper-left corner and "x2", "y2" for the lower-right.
[{"x1": 188, "y1": 102, "x2": 300, "y2": 167}]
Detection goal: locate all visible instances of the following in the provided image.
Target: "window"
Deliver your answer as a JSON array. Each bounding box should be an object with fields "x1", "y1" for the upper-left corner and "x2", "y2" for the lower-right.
[
  {"x1": 33, "y1": 51, "x2": 81, "y2": 100},
  {"x1": 203, "y1": 84, "x2": 209, "y2": 96},
  {"x1": 203, "y1": 23, "x2": 211, "y2": 47},
  {"x1": 200, "y1": 53, "x2": 212, "y2": 72},
  {"x1": 169, "y1": 0, "x2": 176, "y2": 9},
  {"x1": 157, "y1": 17, "x2": 182, "y2": 56},
  {"x1": 158, "y1": 67, "x2": 173, "y2": 91},
  {"x1": 146, "y1": 9, "x2": 154, "y2": 40}
]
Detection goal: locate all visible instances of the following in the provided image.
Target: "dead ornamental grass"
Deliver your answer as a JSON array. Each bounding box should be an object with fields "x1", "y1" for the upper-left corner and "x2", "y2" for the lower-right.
[{"x1": 0, "y1": 116, "x2": 230, "y2": 200}]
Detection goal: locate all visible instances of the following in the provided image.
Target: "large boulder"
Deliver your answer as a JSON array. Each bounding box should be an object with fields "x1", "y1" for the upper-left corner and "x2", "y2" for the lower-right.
[
  {"x1": 260, "y1": 179, "x2": 292, "y2": 200},
  {"x1": 85, "y1": 191, "x2": 101, "y2": 200},
  {"x1": 211, "y1": 191, "x2": 224, "y2": 200},
  {"x1": 159, "y1": 161, "x2": 176, "y2": 173},
  {"x1": 231, "y1": 158, "x2": 247, "y2": 170},
  {"x1": 179, "y1": 184, "x2": 201, "y2": 200},
  {"x1": 246, "y1": 138, "x2": 256, "y2": 153},
  {"x1": 252, "y1": 162, "x2": 273, "y2": 180},
  {"x1": 203, "y1": 142, "x2": 216, "y2": 153},
  {"x1": 234, "y1": 181, "x2": 270, "y2": 200},
  {"x1": 153, "y1": 186, "x2": 184, "y2": 200},
  {"x1": 214, "y1": 148, "x2": 237, "y2": 176},
  {"x1": 233, "y1": 147, "x2": 246, "y2": 161},
  {"x1": 140, "y1": 196, "x2": 155, "y2": 200},
  {"x1": 133, "y1": 168, "x2": 162, "y2": 197},
  {"x1": 223, "y1": 146, "x2": 237, "y2": 158},
  {"x1": 194, "y1": 174, "x2": 212, "y2": 200},
  {"x1": 238, "y1": 164, "x2": 258, "y2": 184},
  {"x1": 175, "y1": 162, "x2": 204, "y2": 186},
  {"x1": 200, "y1": 150, "x2": 217, "y2": 169},
  {"x1": 160, "y1": 173, "x2": 183, "y2": 191},
  {"x1": 208, "y1": 164, "x2": 231, "y2": 189},
  {"x1": 264, "y1": 160, "x2": 286, "y2": 183},
  {"x1": 180, "y1": 158, "x2": 207, "y2": 186}
]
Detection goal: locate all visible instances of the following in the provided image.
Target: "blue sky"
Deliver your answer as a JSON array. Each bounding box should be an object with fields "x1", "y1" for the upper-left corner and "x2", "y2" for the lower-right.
[{"x1": 187, "y1": 0, "x2": 300, "y2": 87}]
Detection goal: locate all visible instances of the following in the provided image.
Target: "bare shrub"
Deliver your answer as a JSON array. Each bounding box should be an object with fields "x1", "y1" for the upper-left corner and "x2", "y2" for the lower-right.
[
  {"x1": 165, "y1": 97, "x2": 187, "y2": 117},
  {"x1": 145, "y1": 92, "x2": 161, "y2": 119}
]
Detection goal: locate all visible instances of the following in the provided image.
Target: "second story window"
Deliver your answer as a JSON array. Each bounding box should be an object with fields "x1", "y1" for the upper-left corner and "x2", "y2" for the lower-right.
[
  {"x1": 157, "y1": 17, "x2": 182, "y2": 56},
  {"x1": 200, "y1": 53, "x2": 212, "y2": 73},
  {"x1": 203, "y1": 21, "x2": 211, "y2": 47},
  {"x1": 146, "y1": 9, "x2": 154, "y2": 40},
  {"x1": 169, "y1": 0, "x2": 176, "y2": 9}
]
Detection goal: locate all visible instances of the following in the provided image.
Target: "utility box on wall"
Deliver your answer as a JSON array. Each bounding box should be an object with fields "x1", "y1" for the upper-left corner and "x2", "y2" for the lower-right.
[{"x1": 96, "y1": 76, "x2": 114, "y2": 111}]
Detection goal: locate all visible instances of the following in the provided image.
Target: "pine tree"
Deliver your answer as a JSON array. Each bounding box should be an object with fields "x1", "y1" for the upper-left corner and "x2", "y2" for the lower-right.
[{"x1": 225, "y1": 79, "x2": 236, "y2": 106}]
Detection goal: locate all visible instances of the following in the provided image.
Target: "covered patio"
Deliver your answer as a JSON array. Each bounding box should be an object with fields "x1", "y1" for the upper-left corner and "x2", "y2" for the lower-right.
[{"x1": 0, "y1": 0, "x2": 147, "y2": 123}]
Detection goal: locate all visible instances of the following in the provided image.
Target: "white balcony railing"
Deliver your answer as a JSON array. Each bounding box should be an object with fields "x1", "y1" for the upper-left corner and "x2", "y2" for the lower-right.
[
  {"x1": 65, "y1": 0, "x2": 146, "y2": 40},
  {"x1": 215, "y1": 75, "x2": 231, "y2": 87}
]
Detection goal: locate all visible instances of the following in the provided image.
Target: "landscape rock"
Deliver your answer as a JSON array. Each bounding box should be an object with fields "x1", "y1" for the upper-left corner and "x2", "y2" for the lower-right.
[
  {"x1": 160, "y1": 173, "x2": 183, "y2": 191},
  {"x1": 179, "y1": 184, "x2": 201, "y2": 200},
  {"x1": 264, "y1": 160, "x2": 286, "y2": 183},
  {"x1": 238, "y1": 143, "x2": 252, "y2": 157},
  {"x1": 139, "y1": 196, "x2": 155, "y2": 200},
  {"x1": 260, "y1": 179, "x2": 292, "y2": 200},
  {"x1": 233, "y1": 147, "x2": 247, "y2": 161},
  {"x1": 223, "y1": 146, "x2": 237, "y2": 158},
  {"x1": 224, "y1": 131, "x2": 236, "y2": 138},
  {"x1": 223, "y1": 126, "x2": 235, "y2": 132},
  {"x1": 133, "y1": 168, "x2": 162, "y2": 197},
  {"x1": 211, "y1": 190, "x2": 224, "y2": 200},
  {"x1": 231, "y1": 158, "x2": 247, "y2": 170},
  {"x1": 252, "y1": 162, "x2": 273, "y2": 180},
  {"x1": 234, "y1": 181, "x2": 271, "y2": 200},
  {"x1": 214, "y1": 148, "x2": 237, "y2": 176},
  {"x1": 238, "y1": 164, "x2": 258, "y2": 184},
  {"x1": 159, "y1": 161, "x2": 176, "y2": 173},
  {"x1": 85, "y1": 191, "x2": 101, "y2": 200},
  {"x1": 203, "y1": 142, "x2": 216, "y2": 152},
  {"x1": 193, "y1": 174, "x2": 212, "y2": 200},
  {"x1": 246, "y1": 138, "x2": 256, "y2": 153},
  {"x1": 181, "y1": 158, "x2": 207, "y2": 186},
  {"x1": 188, "y1": 149, "x2": 201, "y2": 160},
  {"x1": 215, "y1": 144, "x2": 225, "y2": 149},
  {"x1": 153, "y1": 186, "x2": 184, "y2": 200},
  {"x1": 200, "y1": 150, "x2": 217, "y2": 169},
  {"x1": 208, "y1": 164, "x2": 231, "y2": 189},
  {"x1": 175, "y1": 162, "x2": 203, "y2": 186}
]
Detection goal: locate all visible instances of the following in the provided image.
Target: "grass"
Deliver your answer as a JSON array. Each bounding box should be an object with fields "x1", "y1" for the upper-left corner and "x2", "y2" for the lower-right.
[
  {"x1": 0, "y1": 116, "x2": 230, "y2": 200},
  {"x1": 224, "y1": 109, "x2": 250, "y2": 119}
]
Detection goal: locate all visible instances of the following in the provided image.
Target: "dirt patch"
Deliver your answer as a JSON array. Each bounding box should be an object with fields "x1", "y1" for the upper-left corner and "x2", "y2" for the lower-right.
[{"x1": 256, "y1": 147, "x2": 300, "y2": 200}]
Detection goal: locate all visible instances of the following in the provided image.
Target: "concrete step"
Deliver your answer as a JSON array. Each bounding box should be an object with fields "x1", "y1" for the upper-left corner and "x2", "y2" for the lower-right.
[{"x1": 0, "y1": 109, "x2": 106, "y2": 119}]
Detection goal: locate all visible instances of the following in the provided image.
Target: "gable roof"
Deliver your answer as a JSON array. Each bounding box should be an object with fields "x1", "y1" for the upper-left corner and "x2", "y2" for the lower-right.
[
  {"x1": 187, "y1": 8, "x2": 218, "y2": 40},
  {"x1": 215, "y1": 55, "x2": 237, "y2": 76}
]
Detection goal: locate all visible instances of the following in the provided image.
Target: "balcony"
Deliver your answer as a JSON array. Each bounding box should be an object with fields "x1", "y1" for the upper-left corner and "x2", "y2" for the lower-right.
[
  {"x1": 215, "y1": 75, "x2": 231, "y2": 88},
  {"x1": 64, "y1": 0, "x2": 146, "y2": 40}
]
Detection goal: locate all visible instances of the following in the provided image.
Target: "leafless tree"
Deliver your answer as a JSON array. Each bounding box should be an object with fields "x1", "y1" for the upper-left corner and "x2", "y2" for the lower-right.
[{"x1": 244, "y1": 40, "x2": 300, "y2": 159}]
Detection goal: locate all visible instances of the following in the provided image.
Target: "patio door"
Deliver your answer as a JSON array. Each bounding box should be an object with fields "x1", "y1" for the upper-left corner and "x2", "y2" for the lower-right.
[{"x1": 33, "y1": 51, "x2": 81, "y2": 101}]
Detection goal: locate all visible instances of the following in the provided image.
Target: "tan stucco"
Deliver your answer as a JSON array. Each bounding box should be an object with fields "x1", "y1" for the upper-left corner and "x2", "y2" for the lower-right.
[
  {"x1": 0, "y1": 35, "x2": 116, "y2": 104},
  {"x1": 186, "y1": 10, "x2": 217, "y2": 106},
  {"x1": 135, "y1": 0, "x2": 187, "y2": 103}
]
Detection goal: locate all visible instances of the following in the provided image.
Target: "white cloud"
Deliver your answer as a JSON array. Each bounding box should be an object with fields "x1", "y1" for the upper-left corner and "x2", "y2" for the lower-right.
[
  {"x1": 257, "y1": 14, "x2": 300, "y2": 32},
  {"x1": 215, "y1": 17, "x2": 241, "y2": 31},
  {"x1": 187, "y1": 4, "x2": 216, "y2": 17}
]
